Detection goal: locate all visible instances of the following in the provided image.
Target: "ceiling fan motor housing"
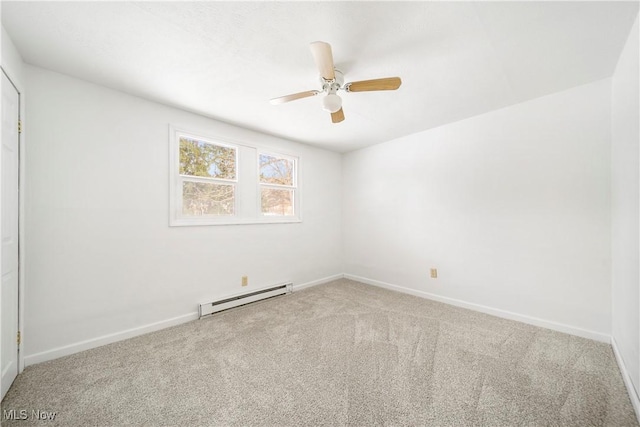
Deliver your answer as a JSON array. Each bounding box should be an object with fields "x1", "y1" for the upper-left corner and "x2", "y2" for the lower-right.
[
  {"x1": 320, "y1": 69, "x2": 344, "y2": 113},
  {"x1": 321, "y1": 69, "x2": 344, "y2": 93}
]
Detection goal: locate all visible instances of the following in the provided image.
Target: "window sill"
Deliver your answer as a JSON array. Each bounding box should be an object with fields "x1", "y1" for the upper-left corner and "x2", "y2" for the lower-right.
[{"x1": 169, "y1": 217, "x2": 302, "y2": 227}]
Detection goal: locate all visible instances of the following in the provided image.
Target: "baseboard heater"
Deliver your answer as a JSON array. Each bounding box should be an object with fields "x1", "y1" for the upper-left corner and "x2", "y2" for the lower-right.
[{"x1": 198, "y1": 282, "x2": 293, "y2": 319}]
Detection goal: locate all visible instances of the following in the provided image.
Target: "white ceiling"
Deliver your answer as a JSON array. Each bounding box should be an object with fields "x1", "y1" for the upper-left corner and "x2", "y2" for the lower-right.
[{"x1": 2, "y1": 1, "x2": 638, "y2": 152}]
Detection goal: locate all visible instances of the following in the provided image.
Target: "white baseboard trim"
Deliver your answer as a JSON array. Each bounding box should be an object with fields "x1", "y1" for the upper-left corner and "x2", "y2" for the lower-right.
[
  {"x1": 23, "y1": 274, "x2": 346, "y2": 367},
  {"x1": 24, "y1": 312, "x2": 199, "y2": 367},
  {"x1": 22, "y1": 272, "x2": 612, "y2": 368},
  {"x1": 293, "y1": 273, "x2": 344, "y2": 291},
  {"x1": 344, "y1": 274, "x2": 610, "y2": 343},
  {"x1": 611, "y1": 336, "x2": 640, "y2": 422}
]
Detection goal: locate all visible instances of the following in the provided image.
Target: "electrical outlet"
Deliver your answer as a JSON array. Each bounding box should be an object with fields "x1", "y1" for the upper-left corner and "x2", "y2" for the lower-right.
[
  {"x1": 430, "y1": 268, "x2": 438, "y2": 279},
  {"x1": 241, "y1": 276, "x2": 248, "y2": 287}
]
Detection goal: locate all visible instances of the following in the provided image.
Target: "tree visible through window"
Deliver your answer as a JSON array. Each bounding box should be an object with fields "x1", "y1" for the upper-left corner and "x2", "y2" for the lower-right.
[
  {"x1": 259, "y1": 153, "x2": 296, "y2": 216},
  {"x1": 179, "y1": 137, "x2": 236, "y2": 216},
  {"x1": 170, "y1": 126, "x2": 300, "y2": 225}
]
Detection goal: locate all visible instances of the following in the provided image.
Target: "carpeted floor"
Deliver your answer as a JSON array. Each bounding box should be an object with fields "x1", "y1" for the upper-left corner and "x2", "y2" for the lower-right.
[{"x1": 2, "y1": 279, "x2": 638, "y2": 426}]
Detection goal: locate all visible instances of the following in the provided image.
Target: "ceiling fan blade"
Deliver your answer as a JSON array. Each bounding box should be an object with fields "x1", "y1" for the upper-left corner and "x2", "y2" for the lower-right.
[
  {"x1": 310, "y1": 41, "x2": 335, "y2": 81},
  {"x1": 346, "y1": 77, "x2": 402, "y2": 92},
  {"x1": 331, "y1": 108, "x2": 345, "y2": 123},
  {"x1": 270, "y1": 90, "x2": 319, "y2": 105}
]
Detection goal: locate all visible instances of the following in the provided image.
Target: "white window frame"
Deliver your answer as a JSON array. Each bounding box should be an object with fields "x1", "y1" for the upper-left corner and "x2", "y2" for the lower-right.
[
  {"x1": 174, "y1": 130, "x2": 238, "y2": 220},
  {"x1": 169, "y1": 125, "x2": 302, "y2": 226},
  {"x1": 258, "y1": 151, "x2": 298, "y2": 218}
]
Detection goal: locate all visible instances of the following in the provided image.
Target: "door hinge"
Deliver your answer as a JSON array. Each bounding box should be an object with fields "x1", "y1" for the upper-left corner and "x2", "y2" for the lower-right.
[
  {"x1": 17, "y1": 331, "x2": 21, "y2": 345},
  {"x1": 18, "y1": 119, "x2": 22, "y2": 134}
]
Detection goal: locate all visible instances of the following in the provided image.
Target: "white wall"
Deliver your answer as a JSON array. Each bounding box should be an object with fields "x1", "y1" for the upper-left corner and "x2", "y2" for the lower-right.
[
  {"x1": 612, "y1": 14, "x2": 640, "y2": 400},
  {"x1": 1, "y1": 26, "x2": 24, "y2": 85},
  {"x1": 343, "y1": 79, "x2": 612, "y2": 339},
  {"x1": 23, "y1": 65, "x2": 342, "y2": 362}
]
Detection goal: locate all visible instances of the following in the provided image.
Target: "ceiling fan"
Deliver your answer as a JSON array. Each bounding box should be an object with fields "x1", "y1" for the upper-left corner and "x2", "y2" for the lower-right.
[{"x1": 270, "y1": 41, "x2": 402, "y2": 123}]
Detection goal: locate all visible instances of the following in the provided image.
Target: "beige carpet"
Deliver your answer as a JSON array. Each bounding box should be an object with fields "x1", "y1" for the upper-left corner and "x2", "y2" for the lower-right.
[{"x1": 2, "y1": 279, "x2": 638, "y2": 426}]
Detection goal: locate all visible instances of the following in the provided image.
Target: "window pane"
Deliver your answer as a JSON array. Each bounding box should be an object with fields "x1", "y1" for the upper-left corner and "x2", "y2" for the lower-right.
[
  {"x1": 261, "y1": 188, "x2": 294, "y2": 216},
  {"x1": 182, "y1": 181, "x2": 234, "y2": 216},
  {"x1": 259, "y1": 154, "x2": 293, "y2": 186},
  {"x1": 180, "y1": 137, "x2": 236, "y2": 180}
]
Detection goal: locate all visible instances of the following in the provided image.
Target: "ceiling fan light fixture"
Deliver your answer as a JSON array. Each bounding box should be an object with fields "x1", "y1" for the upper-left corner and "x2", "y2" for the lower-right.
[
  {"x1": 269, "y1": 41, "x2": 401, "y2": 123},
  {"x1": 322, "y1": 93, "x2": 342, "y2": 113}
]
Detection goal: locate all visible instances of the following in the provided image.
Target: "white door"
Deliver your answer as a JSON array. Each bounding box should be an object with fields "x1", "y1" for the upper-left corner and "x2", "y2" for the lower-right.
[{"x1": 1, "y1": 70, "x2": 20, "y2": 400}]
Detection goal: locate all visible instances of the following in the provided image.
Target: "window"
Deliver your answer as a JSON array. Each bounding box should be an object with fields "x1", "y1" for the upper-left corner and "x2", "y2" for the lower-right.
[
  {"x1": 179, "y1": 136, "x2": 237, "y2": 216},
  {"x1": 169, "y1": 126, "x2": 301, "y2": 226},
  {"x1": 259, "y1": 153, "x2": 296, "y2": 216}
]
